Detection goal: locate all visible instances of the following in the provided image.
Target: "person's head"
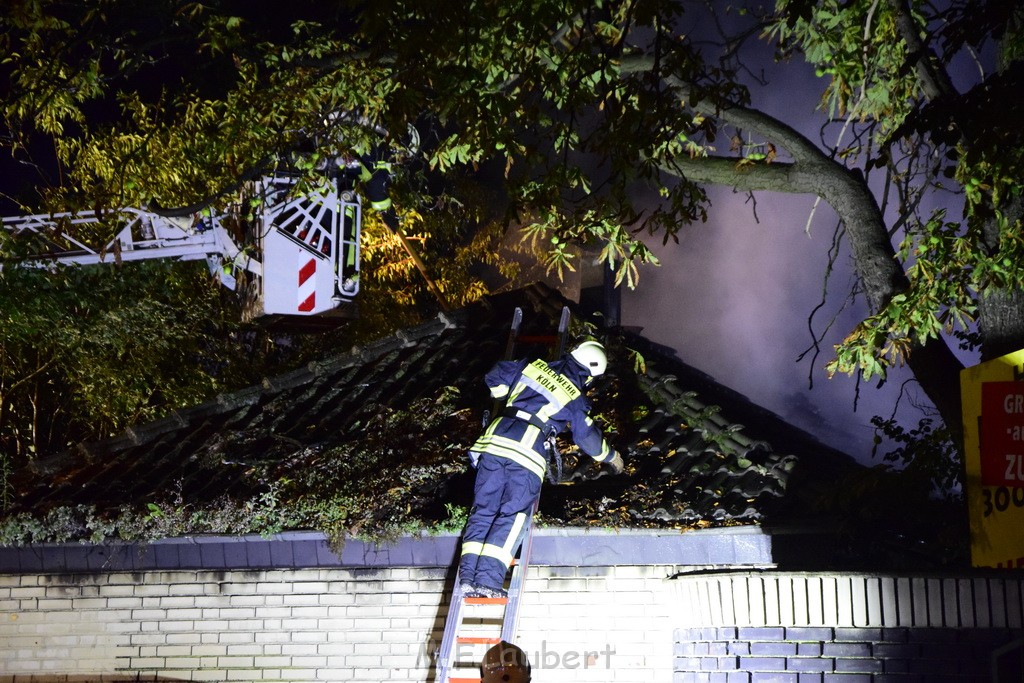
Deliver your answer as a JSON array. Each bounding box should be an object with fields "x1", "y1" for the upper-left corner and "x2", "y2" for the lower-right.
[
  {"x1": 569, "y1": 340, "x2": 606, "y2": 377},
  {"x1": 481, "y1": 641, "x2": 530, "y2": 683}
]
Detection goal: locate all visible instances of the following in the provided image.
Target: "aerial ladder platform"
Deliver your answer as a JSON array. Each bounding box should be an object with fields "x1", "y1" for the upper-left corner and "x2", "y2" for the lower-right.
[
  {"x1": 1, "y1": 175, "x2": 361, "y2": 321},
  {"x1": 435, "y1": 306, "x2": 570, "y2": 683}
]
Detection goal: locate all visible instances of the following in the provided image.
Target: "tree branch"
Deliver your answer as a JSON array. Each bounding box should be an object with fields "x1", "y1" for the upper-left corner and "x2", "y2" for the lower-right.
[
  {"x1": 624, "y1": 51, "x2": 966, "y2": 432},
  {"x1": 886, "y1": 0, "x2": 959, "y2": 101}
]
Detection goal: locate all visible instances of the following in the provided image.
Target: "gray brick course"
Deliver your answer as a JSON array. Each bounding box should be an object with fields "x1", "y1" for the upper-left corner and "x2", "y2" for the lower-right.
[
  {"x1": 787, "y1": 657, "x2": 832, "y2": 673},
  {"x1": 739, "y1": 627, "x2": 786, "y2": 640},
  {"x1": 831, "y1": 626, "x2": 880, "y2": 643},
  {"x1": 751, "y1": 673, "x2": 798, "y2": 683},
  {"x1": 833, "y1": 658, "x2": 884, "y2": 674},
  {"x1": 673, "y1": 602, "x2": 1024, "y2": 682},
  {"x1": 795, "y1": 642, "x2": 822, "y2": 656},
  {"x1": 738, "y1": 656, "x2": 786, "y2": 671},
  {"x1": 786, "y1": 627, "x2": 832, "y2": 641},
  {"x1": 821, "y1": 642, "x2": 871, "y2": 657},
  {"x1": 796, "y1": 675, "x2": 823, "y2": 683},
  {"x1": 750, "y1": 641, "x2": 797, "y2": 656}
]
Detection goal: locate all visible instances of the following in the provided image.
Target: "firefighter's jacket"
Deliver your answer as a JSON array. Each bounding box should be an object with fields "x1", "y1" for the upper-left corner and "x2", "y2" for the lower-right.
[{"x1": 469, "y1": 356, "x2": 614, "y2": 480}]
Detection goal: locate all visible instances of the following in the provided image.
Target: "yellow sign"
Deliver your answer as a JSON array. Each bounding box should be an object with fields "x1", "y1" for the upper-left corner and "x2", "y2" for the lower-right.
[{"x1": 961, "y1": 348, "x2": 1024, "y2": 568}]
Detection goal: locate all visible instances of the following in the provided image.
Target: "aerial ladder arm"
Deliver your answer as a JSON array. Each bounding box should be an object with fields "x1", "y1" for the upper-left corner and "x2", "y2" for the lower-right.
[
  {"x1": 1, "y1": 207, "x2": 259, "y2": 281},
  {"x1": 1, "y1": 176, "x2": 361, "y2": 318}
]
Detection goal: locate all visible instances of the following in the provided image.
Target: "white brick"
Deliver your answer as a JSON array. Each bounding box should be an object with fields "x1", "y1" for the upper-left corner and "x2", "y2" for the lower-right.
[
  {"x1": 252, "y1": 654, "x2": 291, "y2": 668},
  {"x1": 184, "y1": 668, "x2": 229, "y2": 681},
  {"x1": 282, "y1": 642, "x2": 321, "y2": 656},
  {"x1": 130, "y1": 633, "x2": 167, "y2": 646},
  {"x1": 98, "y1": 584, "x2": 136, "y2": 597},
  {"x1": 93, "y1": 608, "x2": 133, "y2": 623},
  {"x1": 318, "y1": 642, "x2": 356, "y2": 656},
  {"x1": 218, "y1": 654, "x2": 255, "y2": 667},
  {"x1": 290, "y1": 656, "x2": 328, "y2": 667},
  {"x1": 345, "y1": 654, "x2": 382, "y2": 667},
  {"x1": 167, "y1": 582, "x2": 206, "y2": 595},
  {"x1": 131, "y1": 609, "x2": 167, "y2": 620},
  {"x1": 225, "y1": 620, "x2": 262, "y2": 631},
  {"x1": 317, "y1": 665, "x2": 354, "y2": 680},
  {"x1": 106, "y1": 597, "x2": 144, "y2": 609},
  {"x1": 36, "y1": 598, "x2": 74, "y2": 610},
  {"x1": 317, "y1": 592, "x2": 356, "y2": 606},
  {"x1": 157, "y1": 620, "x2": 195, "y2": 632},
  {"x1": 166, "y1": 608, "x2": 203, "y2": 620},
  {"x1": 194, "y1": 595, "x2": 232, "y2": 608},
  {"x1": 43, "y1": 584, "x2": 79, "y2": 597},
  {"x1": 289, "y1": 581, "x2": 332, "y2": 594},
  {"x1": 129, "y1": 656, "x2": 164, "y2": 668},
  {"x1": 224, "y1": 668, "x2": 255, "y2": 680},
  {"x1": 192, "y1": 619, "x2": 229, "y2": 631},
  {"x1": 289, "y1": 631, "x2": 329, "y2": 644},
  {"x1": 317, "y1": 618, "x2": 356, "y2": 632},
  {"x1": 254, "y1": 626, "x2": 285, "y2": 642},
  {"x1": 225, "y1": 594, "x2": 265, "y2": 607},
  {"x1": 274, "y1": 671, "x2": 317, "y2": 679}
]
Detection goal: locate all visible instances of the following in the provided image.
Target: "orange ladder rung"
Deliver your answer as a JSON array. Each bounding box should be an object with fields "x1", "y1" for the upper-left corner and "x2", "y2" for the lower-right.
[
  {"x1": 457, "y1": 636, "x2": 501, "y2": 645},
  {"x1": 448, "y1": 678, "x2": 482, "y2": 683},
  {"x1": 464, "y1": 597, "x2": 508, "y2": 606}
]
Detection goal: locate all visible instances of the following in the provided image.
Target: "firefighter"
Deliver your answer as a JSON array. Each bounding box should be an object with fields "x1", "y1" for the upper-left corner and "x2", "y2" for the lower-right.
[
  {"x1": 354, "y1": 122, "x2": 418, "y2": 233},
  {"x1": 459, "y1": 340, "x2": 625, "y2": 598},
  {"x1": 358, "y1": 146, "x2": 399, "y2": 231},
  {"x1": 481, "y1": 641, "x2": 531, "y2": 683}
]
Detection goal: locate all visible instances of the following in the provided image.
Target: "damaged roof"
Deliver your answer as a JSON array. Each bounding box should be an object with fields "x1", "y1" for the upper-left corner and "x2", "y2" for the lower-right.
[{"x1": 3, "y1": 283, "x2": 861, "y2": 545}]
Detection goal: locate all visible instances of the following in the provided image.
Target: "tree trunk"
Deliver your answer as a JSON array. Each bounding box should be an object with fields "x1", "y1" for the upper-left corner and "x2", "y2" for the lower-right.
[{"x1": 978, "y1": 289, "x2": 1024, "y2": 362}]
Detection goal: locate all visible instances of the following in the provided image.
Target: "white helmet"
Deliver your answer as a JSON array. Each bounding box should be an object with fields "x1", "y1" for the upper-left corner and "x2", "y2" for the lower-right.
[{"x1": 570, "y1": 341, "x2": 607, "y2": 376}]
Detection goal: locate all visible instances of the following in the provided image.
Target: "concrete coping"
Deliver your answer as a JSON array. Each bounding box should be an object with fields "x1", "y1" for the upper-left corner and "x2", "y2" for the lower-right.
[{"x1": 0, "y1": 526, "x2": 773, "y2": 574}]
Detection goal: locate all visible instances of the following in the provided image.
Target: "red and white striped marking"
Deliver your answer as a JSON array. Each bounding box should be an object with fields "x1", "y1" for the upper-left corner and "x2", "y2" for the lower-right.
[{"x1": 298, "y1": 256, "x2": 316, "y2": 312}]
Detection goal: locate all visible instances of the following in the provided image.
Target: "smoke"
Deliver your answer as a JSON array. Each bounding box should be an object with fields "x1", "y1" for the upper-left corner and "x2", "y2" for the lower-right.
[{"x1": 622, "y1": 184, "x2": 899, "y2": 464}]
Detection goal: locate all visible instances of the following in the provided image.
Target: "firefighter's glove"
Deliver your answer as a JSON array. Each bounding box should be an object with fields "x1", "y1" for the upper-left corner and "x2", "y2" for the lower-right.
[{"x1": 607, "y1": 450, "x2": 625, "y2": 475}]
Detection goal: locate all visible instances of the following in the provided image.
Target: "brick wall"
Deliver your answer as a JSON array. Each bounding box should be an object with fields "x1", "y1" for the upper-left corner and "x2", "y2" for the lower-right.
[
  {"x1": 675, "y1": 626, "x2": 1024, "y2": 681},
  {"x1": 671, "y1": 573, "x2": 1024, "y2": 682},
  {"x1": 6, "y1": 533, "x2": 1024, "y2": 682},
  {"x1": 0, "y1": 527, "x2": 767, "y2": 681},
  {"x1": 0, "y1": 564, "x2": 677, "y2": 682}
]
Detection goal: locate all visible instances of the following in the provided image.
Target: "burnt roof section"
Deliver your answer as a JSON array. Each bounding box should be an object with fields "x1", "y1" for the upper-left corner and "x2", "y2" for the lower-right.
[{"x1": 7, "y1": 283, "x2": 861, "y2": 539}]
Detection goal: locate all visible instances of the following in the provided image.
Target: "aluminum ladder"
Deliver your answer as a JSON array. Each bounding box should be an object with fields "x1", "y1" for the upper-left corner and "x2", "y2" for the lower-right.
[
  {"x1": 434, "y1": 500, "x2": 537, "y2": 683},
  {"x1": 435, "y1": 306, "x2": 569, "y2": 682}
]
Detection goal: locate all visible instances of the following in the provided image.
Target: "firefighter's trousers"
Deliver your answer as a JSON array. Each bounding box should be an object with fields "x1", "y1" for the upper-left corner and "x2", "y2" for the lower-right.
[{"x1": 459, "y1": 453, "x2": 541, "y2": 592}]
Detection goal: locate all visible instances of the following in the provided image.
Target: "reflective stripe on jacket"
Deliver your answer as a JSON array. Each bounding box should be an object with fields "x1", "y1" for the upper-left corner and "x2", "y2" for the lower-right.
[{"x1": 470, "y1": 356, "x2": 613, "y2": 479}]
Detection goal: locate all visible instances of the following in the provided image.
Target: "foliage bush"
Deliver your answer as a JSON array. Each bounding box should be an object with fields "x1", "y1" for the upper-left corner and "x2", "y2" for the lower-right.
[{"x1": 0, "y1": 386, "x2": 481, "y2": 548}]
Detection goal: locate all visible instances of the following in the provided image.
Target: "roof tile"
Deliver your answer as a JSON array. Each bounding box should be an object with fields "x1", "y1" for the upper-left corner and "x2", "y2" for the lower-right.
[{"x1": 3, "y1": 283, "x2": 860, "y2": 544}]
